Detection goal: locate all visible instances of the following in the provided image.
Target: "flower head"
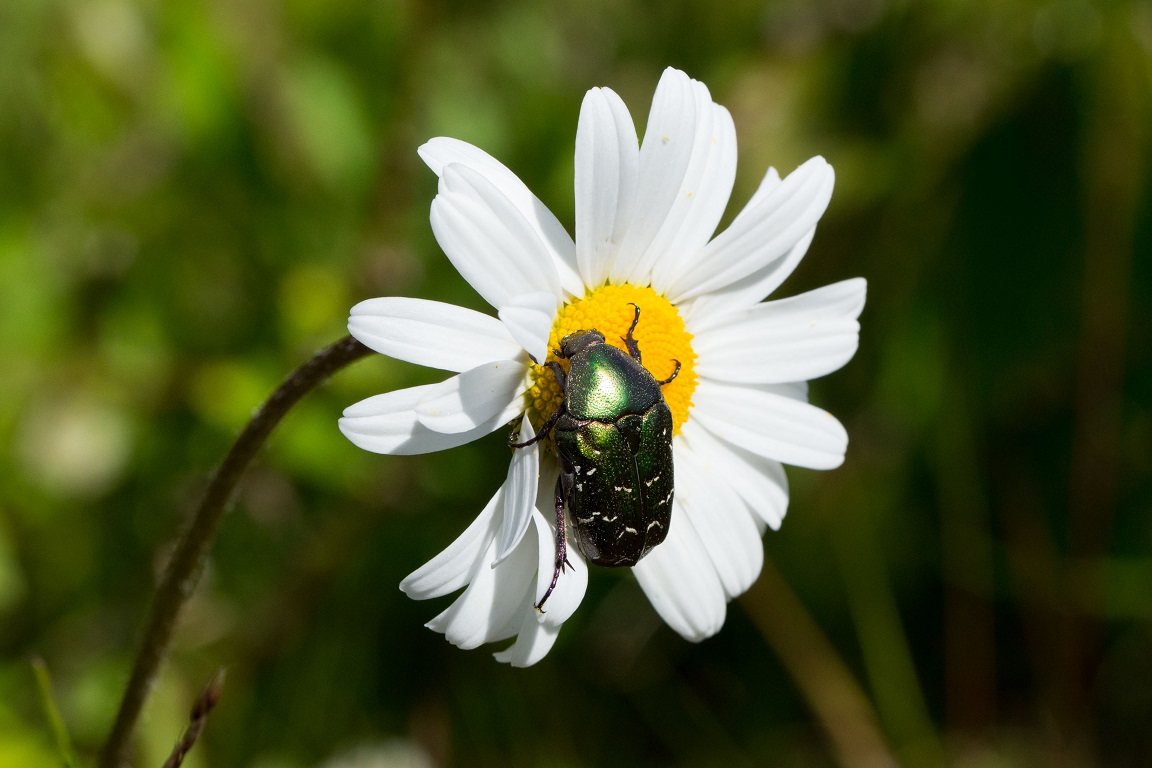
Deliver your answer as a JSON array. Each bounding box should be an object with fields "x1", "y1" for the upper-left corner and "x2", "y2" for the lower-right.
[{"x1": 340, "y1": 67, "x2": 865, "y2": 666}]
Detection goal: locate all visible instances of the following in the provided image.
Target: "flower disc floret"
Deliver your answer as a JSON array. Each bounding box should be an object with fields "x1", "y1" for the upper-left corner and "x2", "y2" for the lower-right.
[{"x1": 526, "y1": 284, "x2": 697, "y2": 434}]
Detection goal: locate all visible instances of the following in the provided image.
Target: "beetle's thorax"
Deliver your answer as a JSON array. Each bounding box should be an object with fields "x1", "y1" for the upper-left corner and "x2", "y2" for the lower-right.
[{"x1": 563, "y1": 343, "x2": 663, "y2": 423}]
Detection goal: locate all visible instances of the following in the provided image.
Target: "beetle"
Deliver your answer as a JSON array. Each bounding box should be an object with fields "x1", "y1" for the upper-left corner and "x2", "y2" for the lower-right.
[{"x1": 511, "y1": 304, "x2": 680, "y2": 610}]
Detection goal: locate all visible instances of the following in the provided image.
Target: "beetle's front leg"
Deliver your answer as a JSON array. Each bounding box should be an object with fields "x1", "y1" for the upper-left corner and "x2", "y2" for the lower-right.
[
  {"x1": 622, "y1": 303, "x2": 643, "y2": 362},
  {"x1": 509, "y1": 361, "x2": 569, "y2": 449},
  {"x1": 535, "y1": 476, "x2": 573, "y2": 613},
  {"x1": 509, "y1": 405, "x2": 562, "y2": 448},
  {"x1": 655, "y1": 359, "x2": 681, "y2": 386},
  {"x1": 545, "y1": 360, "x2": 566, "y2": 392}
]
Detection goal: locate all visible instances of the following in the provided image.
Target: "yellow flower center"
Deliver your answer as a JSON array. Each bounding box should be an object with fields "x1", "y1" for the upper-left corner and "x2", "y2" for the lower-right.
[{"x1": 525, "y1": 284, "x2": 697, "y2": 436}]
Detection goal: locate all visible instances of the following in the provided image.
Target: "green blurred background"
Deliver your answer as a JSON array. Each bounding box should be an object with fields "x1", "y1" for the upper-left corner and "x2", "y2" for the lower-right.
[{"x1": 2, "y1": 0, "x2": 1150, "y2": 765}]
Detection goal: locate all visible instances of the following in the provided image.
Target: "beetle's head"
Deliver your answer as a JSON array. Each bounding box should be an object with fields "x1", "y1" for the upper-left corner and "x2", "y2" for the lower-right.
[{"x1": 558, "y1": 330, "x2": 605, "y2": 358}]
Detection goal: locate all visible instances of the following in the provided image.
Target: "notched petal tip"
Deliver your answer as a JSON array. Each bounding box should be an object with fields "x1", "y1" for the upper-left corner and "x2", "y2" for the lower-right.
[
  {"x1": 336, "y1": 416, "x2": 369, "y2": 449},
  {"x1": 842, "y1": 276, "x2": 868, "y2": 317},
  {"x1": 417, "y1": 136, "x2": 472, "y2": 176}
]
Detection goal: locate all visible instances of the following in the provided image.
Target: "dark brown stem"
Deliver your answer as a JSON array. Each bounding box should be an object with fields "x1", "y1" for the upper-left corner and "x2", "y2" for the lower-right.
[
  {"x1": 161, "y1": 669, "x2": 226, "y2": 768},
  {"x1": 99, "y1": 336, "x2": 371, "y2": 768}
]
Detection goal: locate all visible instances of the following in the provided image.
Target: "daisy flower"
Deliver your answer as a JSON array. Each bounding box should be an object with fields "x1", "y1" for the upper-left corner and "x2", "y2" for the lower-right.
[{"x1": 340, "y1": 67, "x2": 865, "y2": 666}]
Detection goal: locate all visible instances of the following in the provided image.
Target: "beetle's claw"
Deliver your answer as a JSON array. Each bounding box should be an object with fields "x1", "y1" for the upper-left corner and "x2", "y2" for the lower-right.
[{"x1": 535, "y1": 560, "x2": 564, "y2": 613}]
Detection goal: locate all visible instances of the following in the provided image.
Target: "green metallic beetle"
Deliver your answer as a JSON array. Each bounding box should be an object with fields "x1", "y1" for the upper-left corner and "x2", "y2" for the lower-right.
[{"x1": 512, "y1": 304, "x2": 680, "y2": 610}]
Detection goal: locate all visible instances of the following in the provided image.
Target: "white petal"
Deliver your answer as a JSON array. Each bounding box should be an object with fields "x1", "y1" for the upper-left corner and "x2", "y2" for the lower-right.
[
  {"x1": 340, "y1": 383, "x2": 508, "y2": 455},
  {"x1": 574, "y1": 86, "x2": 640, "y2": 288},
  {"x1": 648, "y1": 102, "x2": 738, "y2": 293},
  {"x1": 691, "y1": 380, "x2": 849, "y2": 469},
  {"x1": 531, "y1": 506, "x2": 588, "y2": 627},
  {"x1": 667, "y1": 157, "x2": 834, "y2": 303},
  {"x1": 609, "y1": 67, "x2": 698, "y2": 284},
  {"x1": 493, "y1": 611, "x2": 561, "y2": 667},
  {"x1": 419, "y1": 138, "x2": 583, "y2": 297},
  {"x1": 674, "y1": 447, "x2": 764, "y2": 598},
  {"x1": 731, "y1": 166, "x2": 781, "y2": 226},
  {"x1": 632, "y1": 500, "x2": 727, "y2": 641},
  {"x1": 485, "y1": 596, "x2": 529, "y2": 644},
  {"x1": 494, "y1": 415, "x2": 539, "y2": 564},
  {"x1": 680, "y1": 419, "x2": 789, "y2": 530},
  {"x1": 400, "y1": 486, "x2": 504, "y2": 599},
  {"x1": 680, "y1": 227, "x2": 815, "y2": 333},
  {"x1": 348, "y1": 297, "x2": 522, "y2": 372},
  {"x1": 694, "y1": 278, "x2": 866, "y2": 383},
  {"x1": 767, "y1": 380, "x2": 809, "y2": 402},
  {"x1": 414, "y1": 360, "x2": 526, "y2": 434},
  {"x1": 498, "y1": 291, "x2": 558, "y2": 363},
  {"x1": 429, "y1": 164, "x2": 561, "y2": 311},
  {"x1": 425, "y1": 530, "x2": 537, "y2": 650}
]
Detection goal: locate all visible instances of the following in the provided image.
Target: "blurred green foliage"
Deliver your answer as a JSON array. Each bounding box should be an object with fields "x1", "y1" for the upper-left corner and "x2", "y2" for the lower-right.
[{"x1": 1, "y1": 0, "x2": 1151, "y2": 765}]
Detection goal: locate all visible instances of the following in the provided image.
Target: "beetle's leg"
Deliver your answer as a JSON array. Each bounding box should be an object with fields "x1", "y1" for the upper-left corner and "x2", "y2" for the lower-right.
[
  {"x1": 545, "y1": 360, "x2": 566, "y2": 393},
  {"x1": 509, "y1": 405, "x2": 563, "y2": 448},
  {"x1": 622, "y1": 303, "x2": 643, "y2": 363},
  {"x1": 535, "y1": 477, "x2": 573, "y2": 613},
  {"x1": 656, "y1": 358, "x2": 681, "y2": 386},
  {"x1": 509, "y1": 361, "x2": 568, "y2": 448}
]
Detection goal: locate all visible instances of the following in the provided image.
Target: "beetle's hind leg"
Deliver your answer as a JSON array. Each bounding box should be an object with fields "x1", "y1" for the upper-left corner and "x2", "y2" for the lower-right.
[
  {"x1": 622, "y1": 303, "x2": 643, "y2": 362},
  {"x1": 535, "y1": 477, "x2": 573, "y2": 613}
]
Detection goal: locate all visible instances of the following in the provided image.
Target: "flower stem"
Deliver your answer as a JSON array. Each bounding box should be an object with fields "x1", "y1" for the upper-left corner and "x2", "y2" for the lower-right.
[
  {"x1": 31, "y1": 656, "x2": 80, "y2": 768},
  {"x1": 99, "y1": 335, "x2": 371, "y2": 768},
  {"x1": 161, "y1": 669, "x2": 226, "y2": 768},
  {"x1": 740, "y1": 558, "x2": 897, "y2": 768}
]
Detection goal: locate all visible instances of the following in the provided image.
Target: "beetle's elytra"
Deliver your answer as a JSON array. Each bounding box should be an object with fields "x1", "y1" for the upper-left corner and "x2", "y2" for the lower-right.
[{"x1": 511, "y1": 304, "x2": 680, "y2": 610}]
